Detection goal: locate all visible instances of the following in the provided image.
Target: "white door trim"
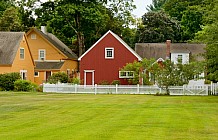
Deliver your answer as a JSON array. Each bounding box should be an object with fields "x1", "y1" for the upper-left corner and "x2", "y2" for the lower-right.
[{"x1": 84, "y1": 70, "x2": 95, "y2": 86}]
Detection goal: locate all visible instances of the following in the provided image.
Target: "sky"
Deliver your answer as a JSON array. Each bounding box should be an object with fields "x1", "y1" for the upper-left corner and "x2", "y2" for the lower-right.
[{"x1": 132, "y1": 0, "x2": 153, "y2": 18}]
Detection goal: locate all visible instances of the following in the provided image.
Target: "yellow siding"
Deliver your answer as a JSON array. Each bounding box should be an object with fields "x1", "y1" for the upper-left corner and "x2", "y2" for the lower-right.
[
  {"x1": 27, "y1": 29, "x2": 78, "y2": 85},
  {"x1": 0, "y1": 66, "x2": 12, "y2": 73},
  {"x1": 60, "y1": 60, "x2": 78, "y2": 73},
  {"x1": 26, "y1": 31, "x2": 66, "y2": 60},
  {"x1": 0, "y1": 36, "x2": 35, "y2": 82}
]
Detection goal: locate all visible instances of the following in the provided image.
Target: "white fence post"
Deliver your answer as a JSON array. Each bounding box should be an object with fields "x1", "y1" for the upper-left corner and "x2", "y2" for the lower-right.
[
  {"x1": 137, "y1": 84, "x2": 139, "y2": 94},
  {"x1": 116, "y1": 84, "x2": 118, "y2": 94},
  {"x1": 206, "y1": 85, "x2": 208, "y2": 95},
  {"x1": 95, "y1": 84, "x2": 97, "y2": 95},
  {"x1": 75, "y1": 84, "x2": 77, "y2": 93}
]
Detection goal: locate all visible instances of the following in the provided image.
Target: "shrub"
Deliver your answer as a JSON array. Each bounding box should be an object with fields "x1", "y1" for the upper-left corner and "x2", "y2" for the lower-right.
[
  {"x1": 71, "y1": 78, "x2": 80, "y2": 84},
  {"x1": 37, "y1": 84, "x2": 43, "y2": 92},
  {"x1": 111, "y1": 80, "x2": 120, "y2": 85},
  {"x1": 155, "y1": 92, "x2": 170, "y2": 96},
  {"x1": 47, "y1": 72, "x2": 68, "y2": 84},
  {"x1": 14, "y1": 80, "x2": 38, "y2": 91},
  {"x1": 99, "y1": 80, "x2": 110, "y2": 85},
  {"x1": 0, "y1": 72, "x2": 21, "y2": 91}
]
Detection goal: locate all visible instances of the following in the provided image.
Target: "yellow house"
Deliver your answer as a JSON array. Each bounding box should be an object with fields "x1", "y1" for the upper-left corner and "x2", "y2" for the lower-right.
[
  {"x1": 0, "y1": 32, "x2": 35, "y2": 82},
  {"x1": 26, "y1": 27, "x2": 78, "y2": 85}
]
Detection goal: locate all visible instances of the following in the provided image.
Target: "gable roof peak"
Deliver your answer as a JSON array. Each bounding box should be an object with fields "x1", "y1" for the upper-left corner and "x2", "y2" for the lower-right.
[{"x1": 78, "y1": 30, "x2": 142, "y2": 61}]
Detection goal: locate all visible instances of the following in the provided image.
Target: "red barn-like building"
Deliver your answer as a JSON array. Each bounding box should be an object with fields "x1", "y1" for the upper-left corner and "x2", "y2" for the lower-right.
[{"x1": 78, "y1": 30, "x2": 142, "y2": 85}]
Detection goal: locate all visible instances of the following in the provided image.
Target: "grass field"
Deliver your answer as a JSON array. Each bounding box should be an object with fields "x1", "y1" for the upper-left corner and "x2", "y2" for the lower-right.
[{"x1": 0, "y1": 92, "x2": 217, "y2": 140}]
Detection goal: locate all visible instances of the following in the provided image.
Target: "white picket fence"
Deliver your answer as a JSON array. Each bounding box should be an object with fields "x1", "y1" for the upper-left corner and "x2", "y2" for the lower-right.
[{"x1": 43, "y1": 83, "x2": 218, "y2": 95}]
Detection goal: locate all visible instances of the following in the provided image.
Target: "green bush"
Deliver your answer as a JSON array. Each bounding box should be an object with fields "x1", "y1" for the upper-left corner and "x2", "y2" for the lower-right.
[
  {"x1": 47, "y1": 72, "x2": 68, "y2": 84},
  {"x1": 14, "y1": 80, "x2": 37, "y2": 92},
  {"x1": 111, "y1": 80, "x2": 120, "y2": 85},
  {"x1": 71, "y1": 78, "x2": 80, "y2": 84},
  {"x1": 99, "y1": 80, "x2": 110, "y2": 85},
  {"x1": 0, "y1": 72, "x2": 21, "y2": 91}
]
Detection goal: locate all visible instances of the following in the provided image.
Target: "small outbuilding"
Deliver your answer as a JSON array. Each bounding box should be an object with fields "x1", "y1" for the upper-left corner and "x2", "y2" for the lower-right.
[{"x1": 78, "y1": 30, "x2": 142, "y2": 85}]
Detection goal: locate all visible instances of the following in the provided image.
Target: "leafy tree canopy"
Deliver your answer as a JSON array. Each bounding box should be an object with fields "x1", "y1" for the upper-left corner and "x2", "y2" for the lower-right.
[{"x1": 135, "y1": 11, "x2": 181, "y2": 43}]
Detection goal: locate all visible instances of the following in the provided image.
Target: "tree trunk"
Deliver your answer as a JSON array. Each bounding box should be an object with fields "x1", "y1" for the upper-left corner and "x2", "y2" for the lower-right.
[{"x1": 77, "y1": 32, "x2": 85, "y2": 57}]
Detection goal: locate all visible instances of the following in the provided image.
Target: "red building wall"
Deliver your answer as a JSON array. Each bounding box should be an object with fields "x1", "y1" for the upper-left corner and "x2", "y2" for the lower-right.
[{"x1": 80, "y1": 32, "x2": 139, "y2": 85}]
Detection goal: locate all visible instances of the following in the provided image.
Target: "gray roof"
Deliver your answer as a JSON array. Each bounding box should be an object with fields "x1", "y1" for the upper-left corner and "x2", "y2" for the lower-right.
[
  {"x1": 135, "y1": 43, "x2": 206, "y2": 61},
  {"x1": 35, "y1": 62, "x2": 64, "y2": 70},
  {"x1": 0, "y1": 32, "x2": 25, "y2": 65},
  {"x1": 32, "y1": 28, "x2": 78, "y2": 60}
]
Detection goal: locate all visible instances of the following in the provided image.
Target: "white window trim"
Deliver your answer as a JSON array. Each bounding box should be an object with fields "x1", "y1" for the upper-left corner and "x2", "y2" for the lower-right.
[
  {"x1": 34, "y1": 71, "x2": 39, "y2": 77},
  {"x1": 38, "y1": 49, "x2": 46, "y2": 61},
  {"x1": 105, "y1": 48, "x2": 114, "y2": 59},
  {"x1": 119, "y1": 71, "x2": 134, "y2": 78},
  {"x1": 31, "y1": 34, "x2": 36, "y2": 39},
  {"x1": 20, "y1": 48, "x2": 25, "y2": 60}
]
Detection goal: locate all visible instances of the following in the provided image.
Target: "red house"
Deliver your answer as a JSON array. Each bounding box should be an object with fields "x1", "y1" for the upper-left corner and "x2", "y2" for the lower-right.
[{"x1": 78, "y1": 30, "x2": 142, "y2": 85}]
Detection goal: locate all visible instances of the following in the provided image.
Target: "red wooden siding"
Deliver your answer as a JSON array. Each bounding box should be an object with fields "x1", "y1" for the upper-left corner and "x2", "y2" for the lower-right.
[{"x1": 80, "y1": 32, "x2": 139, "y2": 85}]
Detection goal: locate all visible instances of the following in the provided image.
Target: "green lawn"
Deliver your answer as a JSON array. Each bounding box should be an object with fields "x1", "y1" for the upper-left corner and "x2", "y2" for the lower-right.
[{"x1": 0, "y1": 92, "x2": 217, "y2": 140}]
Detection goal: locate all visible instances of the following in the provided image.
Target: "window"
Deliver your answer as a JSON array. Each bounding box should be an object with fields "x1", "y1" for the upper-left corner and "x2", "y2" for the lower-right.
[
  {"x1": 178, "y1": 55, "x2": 183, "y2": 63},
  {"x1": 39, "y1": 50, "x2": 45, "y2": 60},
  {"x1": 20, "y1": 48, "x2": 24, "y2": 59},
  {"x1": 119, "y1": 71, "x2": 134, "y2": 78},
  {"x1": 34, "y1": 71, "x2": 39, "y2": 77},
  {"x1": 67, "y1": 69, "x2": 70, "y2": 77},
  {"x1": 105, "y1": 48, "x2": 114, "y2": 59},
  {"x1": 20, "y1": 70, "x2": 27, "y2": 80},
  {"x1": 31, "y1": 34, "x2": 36, "y2": 39}
]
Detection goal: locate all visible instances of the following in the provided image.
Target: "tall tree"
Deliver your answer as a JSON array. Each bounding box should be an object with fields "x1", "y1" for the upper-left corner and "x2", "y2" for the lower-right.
[
  {"x1": 15, "y1": 0, "x2": 37, "y2": 30},
  {"x1": 35, "y1": 0, "x2": 136, "y2": 56},
  {"x1": 0, "y1": 7, "x2": 23, "y2": 31},
  {"x1": 146, "y1": 0, "x2": 167, "y2": 12},
  {"x1": 193, "y1": 0, "x2": 218, "y2": 82},
  {"x1": 135, "y1": 11, "x2": 181, "y2": 43},
  {"x1": 180, "y1": 6, "x2": 203, "y2": 41},
  {"x1": 0, "y1": 0, "x2": 14, "y2": 16}
]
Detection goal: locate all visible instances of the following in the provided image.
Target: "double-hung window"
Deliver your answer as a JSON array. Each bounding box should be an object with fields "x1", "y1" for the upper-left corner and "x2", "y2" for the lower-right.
[
  {"x1": 39, "y1": 50, "x2": 45, "y2": 60},
  {"x1": 20, "y1": 48, "x2": 24, "y2": 60},
  {"x1": 177, "y1": 54, "x2": 183, "y2": 63},
  {"x1": 105, "y1": 48, "x2": 114, "y2": 59}
]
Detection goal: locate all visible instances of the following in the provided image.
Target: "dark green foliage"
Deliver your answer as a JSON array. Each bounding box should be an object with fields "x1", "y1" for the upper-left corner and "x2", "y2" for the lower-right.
[
  {"x1": 47, "y1": 72, "x2": 69, "y2": 84},
  {"x1": 14, "y1": 80, "x2": 37, "y2": 92},
  {"x1": 146, "y1": 0, "x2": 167, "y2": 12},
  {"x1": 98, "y1": 80, "x2": 110, "y2": 85},
  {"x1": 111, "y1": 80, "x2": 120, "y2": 85},
  {"x1": 70, "y1": 78, "x2": 80, "y2": 85},
  {"x1": 181, "y1": 6, "x2": 203, "y2": 41},
  {"x1": 0, "y1": 7, "x2": 23, "y2": 31},
  {"x1": 0, "y1": 72, "x2": 21, "y2": 91},
  {"x1": 136, "y1": 11, "x2": 181, "y2": 43}
]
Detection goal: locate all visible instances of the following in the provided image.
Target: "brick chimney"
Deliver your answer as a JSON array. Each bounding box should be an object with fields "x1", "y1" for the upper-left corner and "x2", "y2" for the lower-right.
[{"x1": 166, "y1": 40, "x2": 171, "y2": 59}]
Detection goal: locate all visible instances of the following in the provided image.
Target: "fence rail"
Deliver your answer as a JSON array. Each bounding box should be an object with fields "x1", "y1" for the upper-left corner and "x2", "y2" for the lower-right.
[{"x1": 43, "y1": 83, "x2": 218, "y2": 95}]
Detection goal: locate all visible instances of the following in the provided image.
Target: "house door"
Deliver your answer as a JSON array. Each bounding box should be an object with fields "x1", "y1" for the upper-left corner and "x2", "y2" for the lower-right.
[
  {"x1": 46, "y1": 71, "x2": 52, "y2": 81},
  {"x1": 84, "y1": 70, "x2": 95, "y2": 85}
]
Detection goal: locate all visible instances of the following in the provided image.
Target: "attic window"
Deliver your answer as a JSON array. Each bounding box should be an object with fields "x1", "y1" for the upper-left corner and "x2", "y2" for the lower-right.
[
  {"x1": 31, "y1": 34, "x2": 36, "y2": 39},
  {"x1": 105, "y1": 48, "x2": 114, "y2": 59}
]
